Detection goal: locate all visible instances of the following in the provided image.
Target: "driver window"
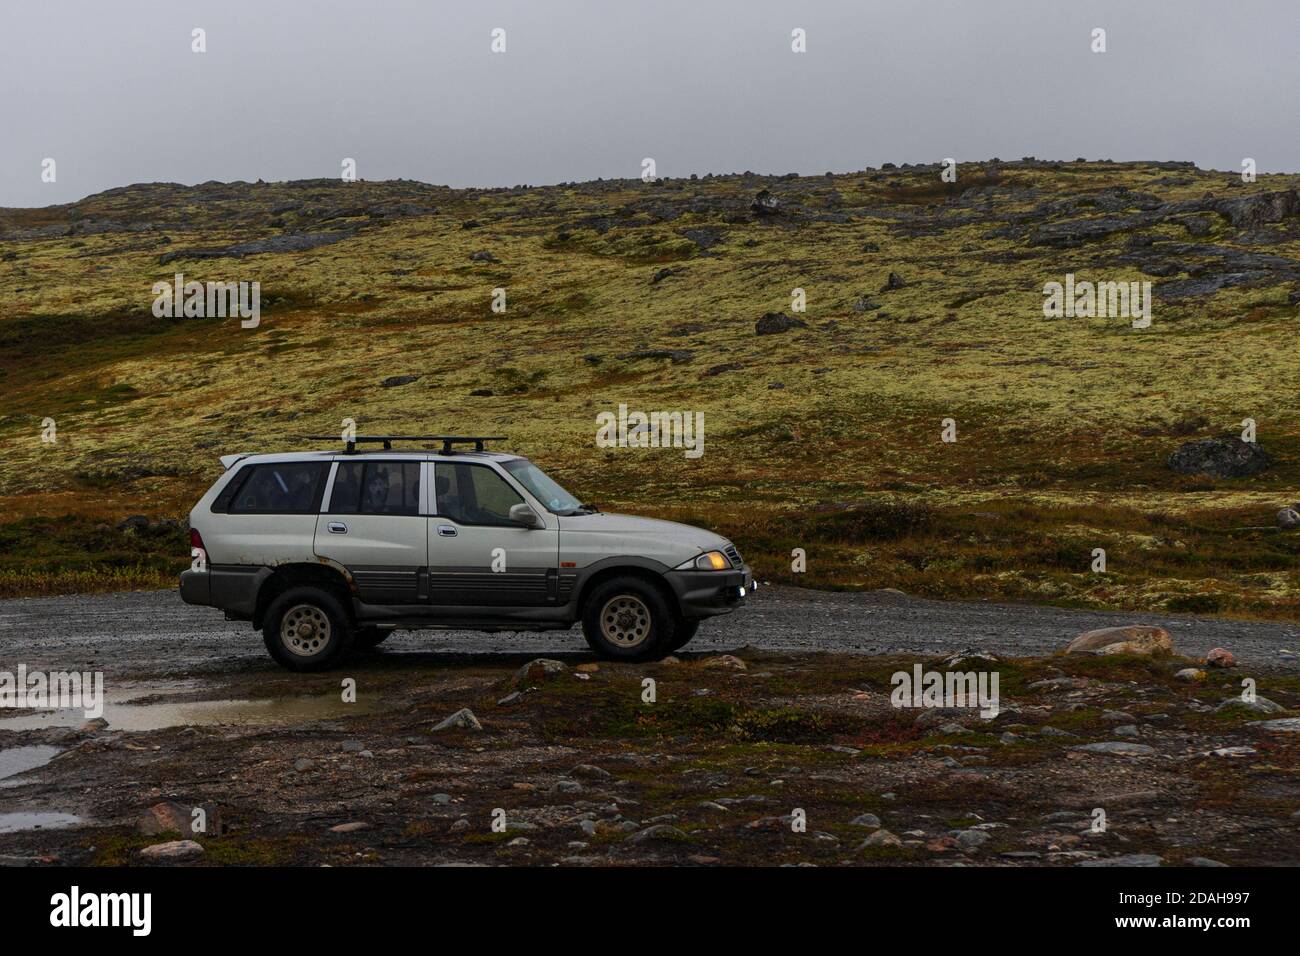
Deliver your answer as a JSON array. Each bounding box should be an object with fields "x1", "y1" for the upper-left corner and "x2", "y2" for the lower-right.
[{"x1": 436, "y1": 463, "x2": 523, "y2": 525}]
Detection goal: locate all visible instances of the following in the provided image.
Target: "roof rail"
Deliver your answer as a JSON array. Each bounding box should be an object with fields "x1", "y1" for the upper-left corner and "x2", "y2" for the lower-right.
[{"x1": 304, "y1": 435, "x2": 507, "y2": 455}]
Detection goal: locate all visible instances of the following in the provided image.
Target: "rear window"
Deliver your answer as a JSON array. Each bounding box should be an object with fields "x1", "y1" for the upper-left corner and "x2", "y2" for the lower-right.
[
  {"x1": 328, "y1": 461, "x2": 420, "y2": 516},
  {"x1": 223, "y1": 462, "x2": 327, "y2": 515}
]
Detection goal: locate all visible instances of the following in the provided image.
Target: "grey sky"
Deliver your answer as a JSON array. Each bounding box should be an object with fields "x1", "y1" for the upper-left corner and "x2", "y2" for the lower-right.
[{"x1": 2, "y1": 0, "x2": 1296, "y2": 208}]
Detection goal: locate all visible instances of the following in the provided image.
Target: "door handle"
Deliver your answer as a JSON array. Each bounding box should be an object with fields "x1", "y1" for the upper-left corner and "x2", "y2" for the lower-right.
[
  {"x1": 437, "y1": 525, "x2": 458, "y2": 537},
  {"x1": 327, "y1": 522, "x2": 348, "y2": 534}
]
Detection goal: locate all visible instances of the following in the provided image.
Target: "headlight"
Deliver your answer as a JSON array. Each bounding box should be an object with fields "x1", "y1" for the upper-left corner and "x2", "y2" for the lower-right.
[{"x1": 675, "y1": 551, "x2": 730, "y2": 571}]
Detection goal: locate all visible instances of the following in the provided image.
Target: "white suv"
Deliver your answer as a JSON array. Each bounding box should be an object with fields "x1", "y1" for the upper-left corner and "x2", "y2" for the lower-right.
[{"x1": 180, "y1": 436, "x2": 752, "y2": 671}]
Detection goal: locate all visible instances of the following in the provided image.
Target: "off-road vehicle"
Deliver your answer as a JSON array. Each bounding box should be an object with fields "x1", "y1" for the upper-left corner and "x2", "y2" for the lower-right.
[{"x1": 180, "y1": 436, "x2": 753, "y2": 670}]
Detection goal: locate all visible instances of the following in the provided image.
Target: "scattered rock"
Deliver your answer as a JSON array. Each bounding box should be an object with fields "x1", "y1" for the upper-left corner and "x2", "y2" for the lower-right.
[
  {"x1": 468, "y1": 250, "x2": 499, "y2": 263},
  {"x1": 1205, "y1": 647, "x2": 1236, "y2": 668},
  {"x1": 1071, "y1": 742, "x2": 1157, "y2": 756},
  {"x1": 1077, "y1": 854, "x2": 1164, "y2": 867},
  {"x1": 380, "y1": 375, "x2": 420, "y2": 388},
  {"x1": 629, "y1": 824, "x2": 687, "y2": 844},
  {"x1": 1248, "y1": 718, "x2": 1300, "y2": 733},
  {"x1": 849, "y1": 813, "x2": 881, "y2": 828},
  {"x1": 1215, "y1": 696, "x2": 1283, "y2": 715},
  {"x1": 137, "y1": 802, "x2": 220, "y2": 837},
  {"x1": 954, "y1": 829, "x2": 990, "y2": 851},
  {"x1": 1167, "y1": 436, "x2": 1271, "y2": 478},
  {"x1": 1188, "y1": 856, "x2": 1227, "y2": 867},
  {"x1": 1065, "y1": 625, "x2": 1173, "y2": 657},
  {"x1": 293, "y1": 758, "x2": 315, "y2": 772},
  {"x1": 750, "y1": 190, "x2": 781, "y2": 216},
  {"x1": 755, "y1": 312, "x2": 807, "y2": 336},
  {"x1": 699, "y1": 654, "x2": 747, "y2": 670},
  {"x1": 861, "y1": 829, "x2": 902, "y2": 848},
  {"x1": 139, "y1": 840, "x2": 204, "y2": 861},
  {"x1": 1276, "y1": 505, "x2": 1300, "y2": 529},
  {"x1": 330, "y1": 821, "x2": 370, "y2": 833},
  {"x1": 880, "y1": 272, "x2": 907, "y2": 291},
  {"x1": 432, "y1": 708, "x2": 482, "y2": 732},
  {"x1": 1174, "y1": 668, "x2": 1205, "y2": 682},
  {"x1": 515, "y1": 658, "x2": 567, "y2": 682}
]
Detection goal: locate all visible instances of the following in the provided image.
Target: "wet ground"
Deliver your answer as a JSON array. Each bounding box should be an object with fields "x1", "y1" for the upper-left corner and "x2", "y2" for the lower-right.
[
  {"x1": 3, "y1": 584, "x2": 1299, "y2": 678},
  {"x1": 0, "y1": 586, "x2": 1297, "y2": 866}
]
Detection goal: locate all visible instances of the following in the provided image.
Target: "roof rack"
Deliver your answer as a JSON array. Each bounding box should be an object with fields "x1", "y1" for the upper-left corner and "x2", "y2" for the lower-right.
[{"x1": 305, "y1": 435, "x2": 507, "y2": 455}]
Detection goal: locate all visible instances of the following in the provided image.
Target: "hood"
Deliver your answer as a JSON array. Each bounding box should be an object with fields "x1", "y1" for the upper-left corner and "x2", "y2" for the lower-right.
[{"x1": 559, "y1": 512, "x2": 731, "y2": 553}]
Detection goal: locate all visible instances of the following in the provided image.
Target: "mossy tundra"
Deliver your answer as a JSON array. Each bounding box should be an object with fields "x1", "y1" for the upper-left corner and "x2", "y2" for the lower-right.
[{"x1": 2, "y1": 159, "x2": 1298, "y2": 615}]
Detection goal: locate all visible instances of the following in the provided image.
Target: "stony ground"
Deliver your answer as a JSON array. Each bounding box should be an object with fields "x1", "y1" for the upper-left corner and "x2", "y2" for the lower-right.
[{"x1": 2, "y1": 637, "x2": 1297, "y2": 867}]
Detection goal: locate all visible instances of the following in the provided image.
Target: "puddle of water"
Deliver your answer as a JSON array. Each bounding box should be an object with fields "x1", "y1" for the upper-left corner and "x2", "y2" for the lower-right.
[
  {"x1": 0, "y1": 812, "x2": 84, "y2": 834},
  {"x1": 0, "y1": 695, "x2": 378, "y2": 732},
  {"x1": 0, "y1": 745, "x2": 61, "y2": 786}
]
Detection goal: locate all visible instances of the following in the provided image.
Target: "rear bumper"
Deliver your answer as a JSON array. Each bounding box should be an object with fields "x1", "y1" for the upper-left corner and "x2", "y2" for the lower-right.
[
  {"x1": 179, "y1": 565, "x2": 266, "y2": 620},
  {"x1": 665, "y1": 565, "x2": 754, "y2": 619}
]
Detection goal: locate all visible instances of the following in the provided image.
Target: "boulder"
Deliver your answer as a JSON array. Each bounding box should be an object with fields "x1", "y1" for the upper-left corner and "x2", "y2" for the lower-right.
[
  {"x1": 139, "y1": 840, "x2": 204, "y2": 861},
  {"x1": 1205, "y1": 647, "x2": 1236, "y2": 668},
  {"x1": 754, "y1": 312, "x2": 807, "y2": 336},
  {"x1": 1167, "y1": 437, "x2": 1271, "y2": 478},
  {"x1": 1278, "y1": 506, "x2": 1300, "y2": 529},
  {"x1": 1065, "y1": 625, "x2": 1173, "y2": 657},
  {"x1": 137, "y1": 801, "x2": 221, "y2": 837},
  {"x1": 514, "y1": 658, "x2": 567, "y2": 682},
  {"x1": 432, "y1": 708, "x2": 482, "y2": 732},
  {"x1": 699, "y1": 654, "x2": 747, "y2": 670},
  {"x1": 750, "y1": 190, "x2": 781, "y2": 216}
]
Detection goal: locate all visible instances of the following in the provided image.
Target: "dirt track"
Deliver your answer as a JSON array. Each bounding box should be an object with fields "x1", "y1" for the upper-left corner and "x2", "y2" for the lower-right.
[{"x1": 2, "y1": 585, "x2": 1298, "y2": 677}]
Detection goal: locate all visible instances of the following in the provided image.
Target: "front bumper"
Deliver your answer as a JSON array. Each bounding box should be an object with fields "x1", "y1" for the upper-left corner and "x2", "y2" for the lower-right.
[{"x1": 665, "y1": 564, "x2": 754, "y2": 619}]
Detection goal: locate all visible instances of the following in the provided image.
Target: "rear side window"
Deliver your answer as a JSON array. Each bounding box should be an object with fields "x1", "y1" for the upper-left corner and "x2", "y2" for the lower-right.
[
  {"x1": 329, "y1": 461, "x2": 420, "y2": 516},
  {"x1": 225, "y1": 462, "x2": 327, "y2": 515},
  {"x1": 435, "y1": 463, "x2": 523, "y2": 525}
]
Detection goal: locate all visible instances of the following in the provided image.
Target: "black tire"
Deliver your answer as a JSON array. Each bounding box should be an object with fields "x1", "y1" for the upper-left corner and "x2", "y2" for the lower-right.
[
  {"x1": 581, "y1": 575, "x2": 677, "y2": 661},
  {"x1": 354, "y1": 626, "x2": 395, "y2": 651},
  {"x1": 667, "y1": 618, "x2": 700, "y2": 652},
  {"x1": 261, "y1": 586, "x2": 354, "y2": 671}
]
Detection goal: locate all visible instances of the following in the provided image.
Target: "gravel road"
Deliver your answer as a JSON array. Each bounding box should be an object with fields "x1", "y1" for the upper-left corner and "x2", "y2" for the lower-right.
[{"x1": 2, "y1": 585, "x2": 1298, "y2": 676}]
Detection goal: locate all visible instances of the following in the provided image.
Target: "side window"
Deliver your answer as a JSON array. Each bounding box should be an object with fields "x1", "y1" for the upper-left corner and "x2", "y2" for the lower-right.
[
  {"x1": 436, "y1": 463, "x2": 523, "y2": 525},
  {"x1": 329, "y1": 461, "x2": 420, "y2": 516},
  {"x1": 227, "y1": 462, "x2": 326, "y2": 515}
]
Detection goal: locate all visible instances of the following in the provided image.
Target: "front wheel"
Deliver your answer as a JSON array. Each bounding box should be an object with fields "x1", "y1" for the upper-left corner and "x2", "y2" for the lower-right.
[
  {"x1": 581, "y1": 576, "x2": 677, "y2": 661},
  {"x1": 262, "y1": 587, "x2": 353, "y2": 671}
]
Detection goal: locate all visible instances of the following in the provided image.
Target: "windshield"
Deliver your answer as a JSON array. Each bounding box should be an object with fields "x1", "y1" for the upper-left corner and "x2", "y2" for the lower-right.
[{"x1": 502, "y1": 459, "x2": 587, "y2": 515}]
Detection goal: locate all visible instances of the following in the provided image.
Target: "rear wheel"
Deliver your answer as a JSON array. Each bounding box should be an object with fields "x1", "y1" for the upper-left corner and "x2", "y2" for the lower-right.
[
  {"x1": 262, "y1": 586, "x2": 353, "y2": 671},
  {"x1": 581, "y1": 576, "x2": 676, "y2": 661},
  {"x1": 667, "y1": 618, "x2": 700, "y2": 652}
]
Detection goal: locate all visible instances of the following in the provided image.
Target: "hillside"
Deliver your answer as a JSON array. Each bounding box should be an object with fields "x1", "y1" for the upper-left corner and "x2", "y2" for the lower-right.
[{"x1": 2, "y1": 159, "x2": 1299, "y2": 616}]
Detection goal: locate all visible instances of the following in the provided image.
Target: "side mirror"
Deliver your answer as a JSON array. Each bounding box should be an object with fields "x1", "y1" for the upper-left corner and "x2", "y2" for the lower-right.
[{"x1": 509, "y1": 503, "x2": 544, "y2": 529}]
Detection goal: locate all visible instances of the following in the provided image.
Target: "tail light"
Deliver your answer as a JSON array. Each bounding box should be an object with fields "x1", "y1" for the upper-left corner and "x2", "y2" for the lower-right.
[{"x1": 189, "y1": 528, "x2": 205, "y2": 552}]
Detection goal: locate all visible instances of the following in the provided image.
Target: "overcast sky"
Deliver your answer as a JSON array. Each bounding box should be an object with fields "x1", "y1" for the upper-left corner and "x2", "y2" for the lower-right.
[{"x1": 1, "y1": 0, "x2": 1296, "y2": 207}]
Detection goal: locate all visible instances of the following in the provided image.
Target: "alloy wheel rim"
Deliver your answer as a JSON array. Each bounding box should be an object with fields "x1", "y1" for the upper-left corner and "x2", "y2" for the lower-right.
[
  {"x1": 280, "y1": 604, "x2": 331, "y2": 657},
  {"x1": 600, "y1": 595, "x2": 651, "y2": 648}
]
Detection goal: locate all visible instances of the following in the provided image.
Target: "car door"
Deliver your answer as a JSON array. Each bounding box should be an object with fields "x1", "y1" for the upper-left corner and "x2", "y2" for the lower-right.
[
  {"x1": 428, "y1": 461, "x2": 558, "y2": 607},
  {"x1": 313, "y1": 458, "x2": 429, "y2": 605}
]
